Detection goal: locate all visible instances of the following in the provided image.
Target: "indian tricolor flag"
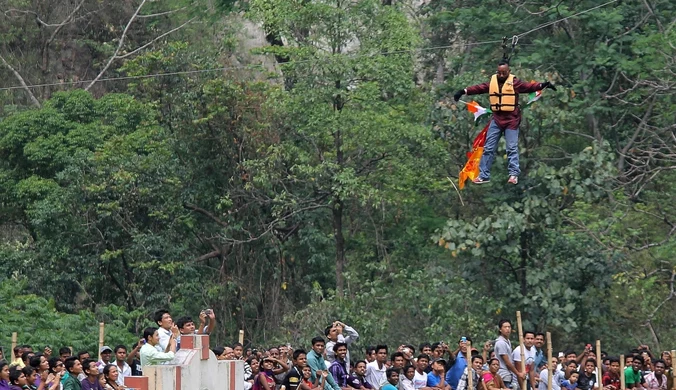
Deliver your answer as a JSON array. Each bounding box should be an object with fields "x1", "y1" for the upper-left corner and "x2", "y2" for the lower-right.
[
  {"x1": 527, "y1": 80, "x2": 544, "y2": 105},
  {"x1": 527, "y1": 90, "x2": 542, "y2": 105},
  {"x1": 458, "y1": 101, "x2": 491, "y2": 188},
  {"x1": 465, "y1": 101, "x2": 491, "y2": 123},
  {"x1": 458, "y1": 123, "x2": 489, "y2": 189},
  {"x1": 458, "y1": 87, "x2": 545, "y2": 190}
]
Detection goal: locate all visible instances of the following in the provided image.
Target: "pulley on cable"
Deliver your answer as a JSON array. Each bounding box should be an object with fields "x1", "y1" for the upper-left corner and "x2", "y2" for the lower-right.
[{"x1": 501, "y1": 35, "x2": 519, "y2": 63}]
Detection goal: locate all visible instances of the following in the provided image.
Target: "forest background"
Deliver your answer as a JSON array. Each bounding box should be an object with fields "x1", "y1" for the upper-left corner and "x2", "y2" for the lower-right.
[{"x1": 0, "y1": 0, "x2": 674, "y2": 357}]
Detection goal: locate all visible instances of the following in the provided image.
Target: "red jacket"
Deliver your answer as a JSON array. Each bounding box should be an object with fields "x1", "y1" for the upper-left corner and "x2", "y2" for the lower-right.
[{"x1": 465, "y1": 77, "x2": 544, "y2": 130}]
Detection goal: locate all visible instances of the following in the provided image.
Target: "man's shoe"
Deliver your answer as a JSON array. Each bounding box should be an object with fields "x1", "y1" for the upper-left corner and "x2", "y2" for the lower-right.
[
  {"x1": 473, "y1": 177, "x2": 490, "y2": 184},
  {"x1": 508, "y1": 176, "x2": 518, "y2": 184}
]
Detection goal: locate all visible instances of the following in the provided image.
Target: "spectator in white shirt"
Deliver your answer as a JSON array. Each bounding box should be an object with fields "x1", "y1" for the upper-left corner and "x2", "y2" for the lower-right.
[
  {"x1": 153, "y1": 310, "x2": 174, "y2": 353},
  {"x1": 495, "y1": 319, "x2": 525, "y2": 388},
  {"x1": 400, "y1": 365, "x2": 417, "y2": 390},
  {"x1": 325, "y1": 321, "x2": 359, "y2": 371},
  {"x1": 96, "y1": 347, "x2": 113, "y2": 373},
  {"x1": 112, "y1": 346, "x2": 131, "y2": 386},
  {"x1": 413, "y1": 354, "x2": 430, "y2": 390},
  {"x1": 140, "y1": 326, "x2": 178, "y2": 366},
  {"x1": 365, "y1": 345, "x2": 388, "y2": 388},
  {"x1": 512, "y1": 331, "x2": 538, "y2": 390},
  {"x1": 644, "y1": 359, "x2": 667, "y2": 390},
  {"x1": 76, "y1": 351, "x2": 90, "y2": 381}
]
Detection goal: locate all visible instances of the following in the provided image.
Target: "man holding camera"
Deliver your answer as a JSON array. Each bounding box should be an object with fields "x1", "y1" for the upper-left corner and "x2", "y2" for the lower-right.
[
  {"x1": 447, "y1": 337, "x2": 472, "y2": 390},
  {"x1": 198, "y1": 309, "x2": 217, "y2": 335},
  {"x1": 326, "y1": 321, "x2": 360, "y2": 371},
  {"x1": 156, "y1": 308, "x2": 217, "y2": 352}
]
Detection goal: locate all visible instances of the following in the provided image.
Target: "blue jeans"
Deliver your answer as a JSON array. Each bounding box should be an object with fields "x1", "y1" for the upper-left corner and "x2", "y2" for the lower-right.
[{"x1": 478, "y1": 120, "x2": 520, "y2": 180}]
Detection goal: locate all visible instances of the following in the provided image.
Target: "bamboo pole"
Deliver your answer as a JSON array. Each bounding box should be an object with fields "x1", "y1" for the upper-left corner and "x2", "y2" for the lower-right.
[
  {"x1": 467, "y1": 341, "x2": 474, "y2": 390},
  {"x1": 11, "y1": 332, "x2": 17, "y2": 360},
  {"x1": 596, "y1": 341, "x2": 602, "y2": 388},
  {"x1": 239, "y1": 330, "x2": 244, "y2": 345},
  {"x1": 516, "y1": 312, "x2": 526, "y2": 390},
  {"x1": 671, "y1": 350, "x2": 675, "y2": 390},
  {"x1": 620, "y1": 355, "x2": 626, "y2": 390},
  {"x1": 547, "y1": 332, "x2": 552, "y2": 390},
  {"x1": 98, "y1": 322, "x2": 105, "y2": 361}
]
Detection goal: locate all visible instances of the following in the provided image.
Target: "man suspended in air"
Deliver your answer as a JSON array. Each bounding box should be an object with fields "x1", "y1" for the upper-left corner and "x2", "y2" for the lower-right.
[{"x1": 454, "y1": 60, "x2": 556, "y2": 185}]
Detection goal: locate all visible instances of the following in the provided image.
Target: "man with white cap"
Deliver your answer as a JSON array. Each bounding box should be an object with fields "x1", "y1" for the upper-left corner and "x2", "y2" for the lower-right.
[{"x1": 96, "y1": 346, "x2": 113, "y2": 373}]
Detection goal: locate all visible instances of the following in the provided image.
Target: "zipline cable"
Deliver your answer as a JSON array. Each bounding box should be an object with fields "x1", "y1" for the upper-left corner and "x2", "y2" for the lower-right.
[
  {"x1": 0, "y1": 39, "x2": 503, "y2": 92},
  {"x1": 0, "y1": 0, "x2": 619, "y2": 93},
  {"x1": 516, "y1": 0, "x2": 619, "y2": 38}
]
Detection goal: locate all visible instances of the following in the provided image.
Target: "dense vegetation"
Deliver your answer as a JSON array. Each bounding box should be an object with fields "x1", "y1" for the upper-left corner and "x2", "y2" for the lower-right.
[{"x1": 0, "y1": 0, "x2": 674, "y2": 355}]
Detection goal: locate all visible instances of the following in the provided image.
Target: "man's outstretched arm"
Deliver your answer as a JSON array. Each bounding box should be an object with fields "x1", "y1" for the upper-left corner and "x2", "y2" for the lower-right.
[
  {"x1": 454, "y1": 82, "x2": 490, "y2": 101},
  {"x1": 515, "y1": 79, "x2": 556, "y2": 93}
]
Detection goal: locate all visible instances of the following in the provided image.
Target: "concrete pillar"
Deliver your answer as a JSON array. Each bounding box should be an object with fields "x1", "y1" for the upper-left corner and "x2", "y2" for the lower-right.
[{"x1": 126, "y1": 334, "x2": 244, "y2": 390}]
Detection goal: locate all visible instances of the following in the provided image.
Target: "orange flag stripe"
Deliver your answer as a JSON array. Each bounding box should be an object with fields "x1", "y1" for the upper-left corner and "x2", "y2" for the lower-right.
[
  {"x1": 458, "y1": 123, "x2": 490, "y2": 189},
  {"x1": 466, "y1": 101, "x2": 481, "y2": 113}
]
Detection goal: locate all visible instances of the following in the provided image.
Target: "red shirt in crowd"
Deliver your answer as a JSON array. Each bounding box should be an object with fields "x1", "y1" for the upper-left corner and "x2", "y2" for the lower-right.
[{"x1": 602, "y1": 372, "x2": 621, "y2": 390}]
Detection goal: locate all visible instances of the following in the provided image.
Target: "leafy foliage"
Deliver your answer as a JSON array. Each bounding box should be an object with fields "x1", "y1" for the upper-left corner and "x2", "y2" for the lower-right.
[{"x1": 0, "y1": 279, "x2": 142, "y2": 352}]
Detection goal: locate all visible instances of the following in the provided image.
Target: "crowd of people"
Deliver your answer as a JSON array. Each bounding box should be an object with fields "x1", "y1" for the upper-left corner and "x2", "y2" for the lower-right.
[
  {"x1": 0, "y1": 343, "x2": 136, "y2": 390},
  {"x1": 0, "y1": 308, "x2": 217, "y2": 390},
  {"x1": 231, "y1": 319, "x2": 675, "y2": 390},
  {"x1": 1, "y1": 313, "x2": 674, "y2": 390}
]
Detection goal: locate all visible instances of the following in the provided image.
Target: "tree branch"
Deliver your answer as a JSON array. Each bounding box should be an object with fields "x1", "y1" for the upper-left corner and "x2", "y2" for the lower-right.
[
  {"x1": 355, "y1": 153, "x2": 390, "y2": 175},
  {"x1": 647, "y1": 269, "x2": 675, "y2": 321},
  {"x1": 0, "y1": 54, "x2": 41, "y2": 107},
  {"x1": 562, "y1": 216, "x2": 613, "y2": 250},
  {"x1": 641, "y1": 0, "x2": 664, "y2": 33},
  {"x1": 627, "y1": 225, "x2": 676, "y2": 251},
  {"x1": 114, "y1": 17, "x2": 196, "y2": 60},
  {"x1": 46, "y1": 0, "x2": 86, "y2": 46},
  {"x1": 193, "y1": 250, "x2": 222, "y2": 262},
  {"x1": 137, "y1": 7, "x2": 187, "y2": 18},
  {"x1": 559, "y1": 129, "x2": 597, "y2": 140},
  {"x1": 85, "y1": 2, "x2": 195, "y2": 91},
  {"x1": 3, "y1": 9, "x2": 53, "y2": 26},
  {"x1": 617, "y1": 96, "x2": 655, "y2": 173},
  {"x1": 221, "y1": 204, "x2": 331, "y2": 245},
  {"x1": 43, "y1": 0, "x2": 86, "y2": 72},
  {"x1": 183, "y1": 202, "x2": 229, "y2": 228},
  {"x1": 644, "y1": 320, "x2": 661, "y2": 352},
  {"x1": 85, "y1": 0, "x2": 148, "y2": 91}
]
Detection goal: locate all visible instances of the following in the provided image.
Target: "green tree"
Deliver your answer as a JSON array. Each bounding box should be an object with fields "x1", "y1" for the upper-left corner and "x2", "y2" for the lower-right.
[
  {"x1": 249, "y1": 0, "x2": 450, "y2": 295},
  {"x1": 426, "y1": 0, "x2": 676, "y2": 348},
  {"x1": 0, "y1": 279, "x2": 142, "y2": 352},
  {"x1": 434, "y1": 141, "x2": 620, "y2": 342},
  {"x1": 0, "y1": 90, "x2": 188, "y2": 313}
]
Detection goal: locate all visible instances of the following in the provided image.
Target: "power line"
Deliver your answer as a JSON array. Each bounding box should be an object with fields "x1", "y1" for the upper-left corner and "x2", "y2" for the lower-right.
[
  {"x1": 0, "y1": 40, "x2": 504, "y2": 92},
  {"x1": 516, "y1": 0, "x2": 619, "y2": 38},
  {"x1": 0, "y1": 0, "x2": 618, "y2": 93},
  {"x1": 0, "y1": 66, "x2": 255, "y2": 91}
]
